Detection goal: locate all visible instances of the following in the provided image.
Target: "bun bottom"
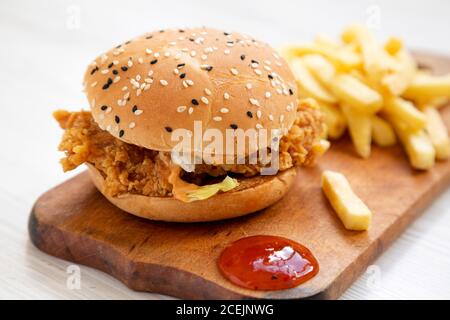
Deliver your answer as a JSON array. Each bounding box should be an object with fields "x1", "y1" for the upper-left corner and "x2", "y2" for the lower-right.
[{"x1": 87, "y1": 163, "x2": 297, "y2": 222}]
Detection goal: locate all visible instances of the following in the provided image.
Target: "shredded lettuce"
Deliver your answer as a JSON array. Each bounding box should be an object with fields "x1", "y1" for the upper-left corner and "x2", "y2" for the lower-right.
[{"x1": 186, "y1": 176, "x2": 239, "y2": 202}]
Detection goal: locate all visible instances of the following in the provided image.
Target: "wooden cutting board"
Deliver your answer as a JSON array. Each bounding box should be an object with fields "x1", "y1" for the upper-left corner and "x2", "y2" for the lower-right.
[{"x1": 29, "y1": 52, "x2": 450, "y2": 299}]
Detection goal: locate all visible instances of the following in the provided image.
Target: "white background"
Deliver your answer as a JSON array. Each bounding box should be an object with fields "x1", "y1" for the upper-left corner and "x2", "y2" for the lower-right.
[{"x1": 1, "y1": 0, "x2": 450, "y2": 299}]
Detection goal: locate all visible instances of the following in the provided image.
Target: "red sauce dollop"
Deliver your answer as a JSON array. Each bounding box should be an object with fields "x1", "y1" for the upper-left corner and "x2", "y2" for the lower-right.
[{"x1": 218, "y1": 235, "x2": 319, "y2": 290}]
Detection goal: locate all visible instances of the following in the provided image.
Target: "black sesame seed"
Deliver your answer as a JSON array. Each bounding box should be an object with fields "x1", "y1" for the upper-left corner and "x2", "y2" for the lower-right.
[
  {"x1": 289, "y1": 88, "x2": 294, "y2": 95},
  {"x1": 191, "y1": 99, "x2": 199, "y2": 106},
  {"x1": 112, "y1": 69, "x2": 118, "y2": 75},
  {"x1": 224, "y1": 32, "x2": 229, "y2": 36},
  {"x1": 132, "y1": 105, "x2": 138, "y2": 112},
  {"x1": 102, "y1": 84, "x2": 109, "y2": 90},
  {"x1": 159, "y1": 29, "x2": 165, "y2": 33},
  {"x1": 121, "y1": 66, "x2": 128, "y2": 72},
  {"x1": 179, "y1": 29, "x2": 185, "y2": 33},
  {"x1": 251, "y1": 59, "x2": 259, "y2": 64},
  {"x1": 119, "y1": 130, "x2": 124, "y2": 137},
  {"x1": 227, "y1": 41, "x2": 234, "y2": 44},
  {"x1": 165, "y1": 126, "x2": 173, "y2": 133},
  {"x1": 115, "y1": 44, "x2": 122, "y2": 49},
  {"x1": 240, "y1": 54, "x2": 246, "y2": 61},
  {"x1": 125, "y1": 40, "x2": 131, "y2": 44},
  {"x1": 108, "y1": 62, "x2": 114, "y2": 68},
  {"x1": 177, "y1": 63, "x2": 185, "y2": 68},
  {"x1": 179, "y1": 73, "x2": 186, "y2": 79},
  {"x1": 115, "y1": 116, "x2": 120, "y2": 124},
  {"x1": 101, "y1": 105, "x2": 108, "y2": 111},
  {"x1": 230, "y1": 124, "x2": 238, "y2": 129},
  {"x1": 90, "y1": 66, "x2": 99, "y2": 75},
  {"x1": 107, "y1": 78, "x2": 113, "y2": 85},
  {"x1": 246, "y1": 111, "x2": 253, "y2": 118},
  {"x1": 145, "y1": 35, "x2": 153, "y2": 39},
  {"x1": 189, "y1": 38, "x2": 194, "y2": 42},
  {"x1": 205, "y1": 66, "x2": 213, "y2": 72},
  {"x1": 150, "y1": 59, "x2": 158, "y2": 65},
  {"x1": 268, "y1": 74, "x2": 274, "y2": 80}
]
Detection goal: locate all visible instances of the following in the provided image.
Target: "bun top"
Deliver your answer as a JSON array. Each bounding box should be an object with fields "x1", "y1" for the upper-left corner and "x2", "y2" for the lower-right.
[{"x1": 84, "y1": 27, "x2": 298, "y2": 153}]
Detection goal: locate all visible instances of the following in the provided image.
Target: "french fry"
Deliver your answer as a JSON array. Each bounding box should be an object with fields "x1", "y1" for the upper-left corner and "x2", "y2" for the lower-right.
[
  {"x1": 381, "y1": 50, "x2": 416, "y2": 95},
  {"x1": 331, "y1": 74, "x2": 382, "y2": 114},
  {"x1": 423, "y1": 107, "x2": 450, "y2": 160},
  {"x1": 371, "y1": 116, "x2": 397, "y2": 147},
  {"x1": 321, "y1": 170, "x2": 372, "y2": 231},
  {"x1": 302, "y1": 54, "x2": 336, "y2": 87},
  {"x1": 385, "y1": 37, "x2": 403, "y2": 56},
  {"x1": 383, "y1": 96, "x2": 426, "y2": 132},
  {"x1": 342, "y1": 104, "x2": 372, "y2": 158},
  {"x1": 318, "y1": 101, "x2": 347, "y2": 139},
  {"x1": 389, "y1": 117, "x2": 435, "y2": 170},
  {"x1": 404, "y1": 74, "x2": 450, "y2": 98},
  {"x1": 290, "y1": 58, "x2": 337, "y2": 103}
]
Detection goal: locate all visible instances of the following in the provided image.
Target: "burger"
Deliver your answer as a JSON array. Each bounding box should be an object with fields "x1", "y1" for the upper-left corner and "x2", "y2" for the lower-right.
[{"x1": 54, "y1": 27, "x2": 326, "y2": 222}]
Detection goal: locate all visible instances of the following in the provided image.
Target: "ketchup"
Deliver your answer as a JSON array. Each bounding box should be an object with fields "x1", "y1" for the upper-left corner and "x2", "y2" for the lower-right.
[{"x1": 218, "y1": 235, "x2": 319, "y2": 291}]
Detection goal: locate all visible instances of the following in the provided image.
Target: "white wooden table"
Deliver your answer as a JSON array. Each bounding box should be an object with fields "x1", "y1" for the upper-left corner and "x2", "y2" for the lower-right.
[{"x1": 1, "y1": 0, "x2": 450, "y2": 299}]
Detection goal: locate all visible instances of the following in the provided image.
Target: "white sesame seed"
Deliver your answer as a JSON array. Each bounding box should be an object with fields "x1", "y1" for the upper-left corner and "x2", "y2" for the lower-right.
[
  {"x1": 249, "y1": 98, "x2": 260, "y2": 106},
  {"x1": 129, "y1": 122, "x2": 136, "y2": 129},
  {"x1": 145, "y1": 78, "x2": 153, "y2": 83},
  {"x1": 169, "y1": 41, "x2": 177, "y2": 46},
  {"x1": 144, "y1": 84, "x2": 151, "y2": 91},
  {"x1": 91, "y1": 81, "x2": 98, "y2": 87},
  {"x1": 264, "y1": 65, "x2": 272, "y2": 71},
  {"x1": 246, "y1": 83, "x2": 252, "y2": 90},
  {"x1": 201, "y1": 54, "x2": 208, "y2": 60},
  {"x1": 101, "y1": 55, "x2": 108, "y2": 63},
  {"x1": 200, "y1": 97, "x2": 209, "y2": 104},
  {"x1": 276, "y1": 88, "x2": 283, "y2": 94},
  {"x1": 177, "y1": 106, "x2": 187, "y2": 113},
  {"x1": 175, "y1": 53, "x2": 181, "y2": 60},
  {"x1": 256, "y1": 110, "x2": 262, "y2": 118},
  {"x1": 182, "y1": 80, "x2": 189, "y2": 88},
  {"x1": 147, "y1": 70, "x2": 154, "y2": 77},
  {"x1": 101, "y1": 69, "x2": 109, "y2": 74},
  {"x1": 164, "y1": 51, "x2": 171, "y2": 57},
  {"x1": 264, "y1": 60, "x2": 271, "y2": 65},
  {"x1": 213, "y1": 116, "x2": 222, "y2": 122},
  {"x1": 121, "y1": 86, "x2": 128, "y2": 91},
  {"x1": 138, "y1": 57, "x2": 144, "y2": 64},
  {"x1": 127, "y1": 60, "x2": 133, "y2": 67},
  {"x1": 224, "y1": 92, "x2": 230, "y2": 100},
  {"x1": 254, "y1": 69, "x2": 262, "y2": 75},
  {"x1": 283, "y1": 88, "x2": 289, "y2": 95},
  {"x1": 123, "y1": 92, "x2": 130, "y2": 99},
  {"x1": 251, "y1": 62, "x2": 258, "y2": 68},
  {"x1": 190, "y1": 50, "x2": 197, "y2": 57},
  {"x1": 286, "y1": 104, "x2": 293, "y2": 111},
  {"x1": 220, "y1": 107, "x2": 229, "y2": 113},
  {"x1": 182, "y1": 48, "x2": 189, "y2": 52},
  {"x1": 160, "y1": 79, "x2": 168, "y2": 86},
  {"x1": 230, "y1": 68, "x2": 239, "y2": 75},
  {"x1": 256, "y1": 123, "x2": 263, "y2": 129},
  {"x1": 204, "y1": 88, "x2": 212, "y2": 96},
  {"x1": 145, "y1": 48, "x2": 152, "y2": 55},
  {"x1": 136, "y1": 75, "x2": 141, "y2": 81},
  {"x1": 173, "y1": 68, "x2": 180, "y2": 75},
  {"x1": 185, "y1": 79, "x2": 194, "y2": 86},
  {"x1": 134, "y1": 109, "x2": 143, "y2": 115},
  {"x1": 269, "y1": 114, "x2": 274, "y2": 121},
  {"x1": 154, "y1": 52, "x2": 160, "y2": 58},
  {"x1": 188, "y1": 107, "x2": 194, "y2": 114},
  {"x1": 224, "y1": 49, "x2": 231, "y2": 55}
]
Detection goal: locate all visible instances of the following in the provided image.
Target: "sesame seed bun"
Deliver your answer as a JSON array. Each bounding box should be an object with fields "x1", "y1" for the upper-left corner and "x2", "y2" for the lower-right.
[
  {"x1": 84, "y1": 27, "x2": 298, "y2": 153},
  {"x1": 87, "y1": 163, "x2": 297, "y2": 222}
]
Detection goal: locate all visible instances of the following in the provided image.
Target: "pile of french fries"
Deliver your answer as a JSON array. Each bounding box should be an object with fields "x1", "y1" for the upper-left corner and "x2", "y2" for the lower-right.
[{"x1": 280, "y1": 25, "x2": 450, "y2": 170}]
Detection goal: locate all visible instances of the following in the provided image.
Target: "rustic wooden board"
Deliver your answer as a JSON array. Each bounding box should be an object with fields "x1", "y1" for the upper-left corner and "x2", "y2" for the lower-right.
[{"x1": 29, "y1": 52, "x2": 450, "y2": 299}]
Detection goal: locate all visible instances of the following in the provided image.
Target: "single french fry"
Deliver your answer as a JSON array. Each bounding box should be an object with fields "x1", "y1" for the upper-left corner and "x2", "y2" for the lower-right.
[
  {"x1": 291, "y1": 58, "x2": 337, "y2": 103},
  {"x1": 371, "y1": 116, "x2": 397, "y2": 147},
  {"x1": 404, "y1": 74, "x2": 450, "y2": 98},
  {"x1": 423, "y1": 107, "x2": 450, "y2": 160},
  {"x1": 302, "y1": 54, "x2": 336, "y2": 87},
  {"x1": 389, "y1": 117, "x2": 435, "y2": 170},
  {"x1": 385, "y1": 37, "x2": 403, "y2": 55},
  {"x1": 331, "y1": 74, "x2": 383, "y2": 114},
  {"x1": 321, "y1": 170, "x2": 372, "y2": 231},
  {"x1": 383, "y1": 96, "x2": 426, "y2": 132},
  {"x1": 342, "y1": 104, "x2": 372, "y2": 158},
  {"x1": 318, "y1": 101, "x2": 347, "y2": 139}
]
